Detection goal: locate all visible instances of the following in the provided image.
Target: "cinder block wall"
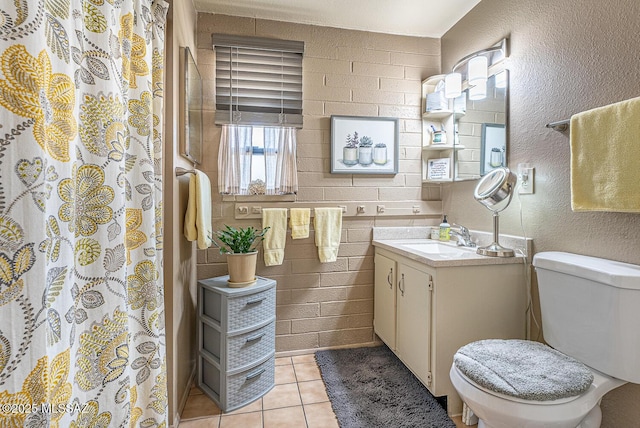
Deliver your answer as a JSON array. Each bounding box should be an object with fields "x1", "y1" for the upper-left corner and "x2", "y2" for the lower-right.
[{"x1": 195, "y1": 13, "x2": 442, "y2": 353}]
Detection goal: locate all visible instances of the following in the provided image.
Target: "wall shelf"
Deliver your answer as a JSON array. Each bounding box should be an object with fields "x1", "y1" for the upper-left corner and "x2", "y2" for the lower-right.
[{"x1": 423, "y1": 144, "x2": 466, "y2": 151}]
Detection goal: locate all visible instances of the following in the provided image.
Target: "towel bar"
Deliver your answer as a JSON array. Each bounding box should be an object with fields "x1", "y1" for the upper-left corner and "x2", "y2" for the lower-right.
[
  {"x1": 546, "y1": 119, "x2": 570, "y2": 132},
  {"x1": 176, "y1": 167, "x2": 196, "y2": 176}
]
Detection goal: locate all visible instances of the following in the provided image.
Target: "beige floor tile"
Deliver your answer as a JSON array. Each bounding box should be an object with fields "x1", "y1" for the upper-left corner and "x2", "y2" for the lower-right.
[
  {"x1": 298, "y1": 380, "x2": 329, "y2": 405},
  {"x1": 303, "y1": 402, "x2": 339, "y2": 428},
  {"x1": 262, "y1": 383, "x2": 302, "y2": 410},
  {"x1": 275, "y1": 357, "x2": 292, "y2": 366},
  {"x1": 291, "y1": 354, "x2": 316, "y2": 364},
  {"x1": 179, "y1": 416, "x2": 220, "y2": 427},
  {"x1": 181, "y1": 393, "x2": 223, "y2": 420},
  {"x1": 294, "y1": 362, "x2": 322, "y2": 382},
  {"x1": 275, "y1": 364, "x2": 297, "y2": 384},
  {"x1": 219, "y1": 411, "x2": 262, "y2": 428},
  {"x1": 263, "y1": 405, "x2": 306, "y2": 428},
  {"x1": 224, "y1": 398, "x2": 262, "y2": 415}
]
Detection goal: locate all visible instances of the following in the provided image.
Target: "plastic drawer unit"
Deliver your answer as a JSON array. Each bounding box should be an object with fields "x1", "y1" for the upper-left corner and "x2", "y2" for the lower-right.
[{"x1": 197, "y1": 276, "x2": 276, "y2": 412}]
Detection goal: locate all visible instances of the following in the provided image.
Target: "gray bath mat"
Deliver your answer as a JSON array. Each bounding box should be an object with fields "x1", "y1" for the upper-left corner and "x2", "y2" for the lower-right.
[{"x1": 315, "y1": 345, "x2": 456, "y2": 428}]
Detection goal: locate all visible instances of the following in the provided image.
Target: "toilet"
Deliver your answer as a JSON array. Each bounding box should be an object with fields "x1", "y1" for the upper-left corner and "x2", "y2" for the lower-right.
[{"x1": 449, "y1": 251, "x2": 640, "y2": 428}]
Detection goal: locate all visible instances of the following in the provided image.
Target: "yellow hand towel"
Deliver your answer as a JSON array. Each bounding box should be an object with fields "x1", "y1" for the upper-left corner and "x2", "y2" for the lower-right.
[
  {"x1": 184, "y1": 170, "x2": 213, "y2": 249},
  {"x1": 289, "y1": 208, "x2": 310, "y2": 239},
  {"x1": 314, "y1": 207, "x2": 342, "y2": 263},
  {"x1": 262, "y1": 208, "x2": 288, "y2": 266},
  {"x1": 570, "y1": 96, "x2": 640, "y2": 212}
]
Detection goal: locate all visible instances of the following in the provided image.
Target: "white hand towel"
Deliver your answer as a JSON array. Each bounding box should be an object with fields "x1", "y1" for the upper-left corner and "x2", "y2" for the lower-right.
[
  {"x1": 262, "y1": 208, "x2": 288, "y2": 266},
  {"x1": 184, "y1": 170, "x2": 213, "y2": 249},
  {"x1": 314, "y1": 207, "x2": 342, "y2": 263}
]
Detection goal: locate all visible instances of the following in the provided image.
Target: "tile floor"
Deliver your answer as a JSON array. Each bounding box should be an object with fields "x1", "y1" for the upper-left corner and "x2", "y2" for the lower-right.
[{"x1": 178, "y1": 353, "x2": 474, "y2": 428}]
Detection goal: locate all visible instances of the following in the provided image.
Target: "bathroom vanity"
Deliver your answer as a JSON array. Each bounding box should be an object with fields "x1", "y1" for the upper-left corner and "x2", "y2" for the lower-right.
[{"x1": 373, "y1": 239, "x2": 527, "y2": 415}]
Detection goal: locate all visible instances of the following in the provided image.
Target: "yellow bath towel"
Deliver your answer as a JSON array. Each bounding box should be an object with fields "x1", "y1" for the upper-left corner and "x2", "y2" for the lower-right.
[
  {"x1": 184, "y1": 170, "x2": 213, "y2": 249},
  {"x1": 290, "y1": 208, "x2": 310, "y2": 239},
  {"x1": 570, "y1": 96, "x2": 640, "y2": 212},
  {"x1": 262, "y1": 208, "x2": 288, "y2": 266},
  {"x1": 314, "y1": 207, "x2": 342, "y2": 263}
]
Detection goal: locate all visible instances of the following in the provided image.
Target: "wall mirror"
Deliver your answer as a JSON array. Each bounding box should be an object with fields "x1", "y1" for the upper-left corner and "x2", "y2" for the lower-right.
[
  {"x1": 451, "y1": 39, "x2": 508, "y2": 180},
  {"x1": 179, "y1": 47, "x2": 203, "y2": 165}
]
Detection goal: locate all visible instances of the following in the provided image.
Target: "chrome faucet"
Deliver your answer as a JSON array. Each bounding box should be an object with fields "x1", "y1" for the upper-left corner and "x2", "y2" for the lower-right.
[{"x1": 450, "y1": 224, "x2": 476, "y2": 247}]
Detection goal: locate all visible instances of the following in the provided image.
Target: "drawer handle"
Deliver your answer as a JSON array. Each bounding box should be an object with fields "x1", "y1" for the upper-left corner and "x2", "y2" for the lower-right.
[
  {"x1": 246, "y1": 297, "x2": 266, "y2": 306},
  {"x1": 245, "y1": 333, "x2": 265, "y2": 343},
  {"x1": 246, "y1": 368, "x2": 265, "y2": 380}
]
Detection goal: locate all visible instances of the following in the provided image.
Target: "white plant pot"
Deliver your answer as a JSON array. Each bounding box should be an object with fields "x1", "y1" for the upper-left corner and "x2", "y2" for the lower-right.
[
  {"x1": 358, "y1": 146, "x2": 373, "y2": 165},
  {"x1": 373, "y1": 146, "x2": 388, "y2": 165},
  {"x1": 343, "y1": 147, "x2": 358, "y2": 165}
]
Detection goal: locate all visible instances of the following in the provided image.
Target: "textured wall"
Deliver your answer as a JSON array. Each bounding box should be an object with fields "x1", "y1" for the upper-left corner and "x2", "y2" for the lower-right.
[
  {"x1": 163, "y1": 0, "x2": 198, "y2": 424},
  {"x1": 195, "y1": 13, "x2": 442, "y2": 353},
  {"x1": 441, "y1": 0, "x2": 640, "y2": 426}
]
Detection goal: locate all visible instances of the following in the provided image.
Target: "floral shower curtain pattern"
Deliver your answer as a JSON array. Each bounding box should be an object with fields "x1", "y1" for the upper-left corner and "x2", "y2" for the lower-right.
[{"x1": 0, "y1": 1, "x2": 168, "y2": 427}]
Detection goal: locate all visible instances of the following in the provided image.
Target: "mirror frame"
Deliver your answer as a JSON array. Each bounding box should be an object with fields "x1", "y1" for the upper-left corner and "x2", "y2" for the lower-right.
[{"x1": 179, "y1": 47, "x2": 203, "y2": 165}]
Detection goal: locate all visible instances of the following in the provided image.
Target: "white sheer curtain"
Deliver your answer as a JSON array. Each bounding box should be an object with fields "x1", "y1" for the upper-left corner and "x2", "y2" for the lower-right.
[
  {"x1": 218, "y1": 124, "x2": 252, "y2": 194},
  {"x1": 264, "y1": 127, "x2": 298, "y2": 195}
]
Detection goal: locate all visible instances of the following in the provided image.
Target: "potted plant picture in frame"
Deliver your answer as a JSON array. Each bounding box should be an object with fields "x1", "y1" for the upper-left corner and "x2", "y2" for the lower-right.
[
  {"x1": 358, "y1": 136, "x2": 373, "y2": 165},
  {"x1": 213, "y1": 225, "x2": 269, "y2": 287},
  {"x1": 373, "y1": 142, "x2": 387, "y2": 165},
  {"x1": 330, "y1": 115, "x2": 398, "y2": 174},
  {"x1": 343, "y1": 133, "x2": 359, "y2": 166}
]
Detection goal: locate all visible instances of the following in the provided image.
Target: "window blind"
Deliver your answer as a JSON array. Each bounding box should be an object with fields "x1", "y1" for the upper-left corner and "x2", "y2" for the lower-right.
[{"x1": 212, "y1": 34, "x2": 304, "y2": 128}]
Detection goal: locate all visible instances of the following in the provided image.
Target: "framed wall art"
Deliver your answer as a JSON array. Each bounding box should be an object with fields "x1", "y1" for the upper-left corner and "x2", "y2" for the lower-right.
[{"x1": 330, "y1": 115, "x2": 399, "y2": 174}]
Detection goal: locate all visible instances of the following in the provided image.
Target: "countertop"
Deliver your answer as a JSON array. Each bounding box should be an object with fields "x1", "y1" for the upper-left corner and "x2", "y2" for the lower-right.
[{"x1": 372, "y1": 238, "x2": 526, "y2": 268}]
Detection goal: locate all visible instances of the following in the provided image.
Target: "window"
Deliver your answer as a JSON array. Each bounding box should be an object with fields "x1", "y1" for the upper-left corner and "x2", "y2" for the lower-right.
[
  {"x1": 214, "y1": 35, "x2": 303, "y2": 196},
  {"x1": 212, "y1": 34, "x2": 304, "y2": 128}
]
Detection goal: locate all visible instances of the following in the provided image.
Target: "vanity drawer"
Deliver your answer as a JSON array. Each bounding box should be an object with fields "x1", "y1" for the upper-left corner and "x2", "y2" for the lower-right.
[{"x1": 226, "y1": 287, "x2": 275, "y2": 332}]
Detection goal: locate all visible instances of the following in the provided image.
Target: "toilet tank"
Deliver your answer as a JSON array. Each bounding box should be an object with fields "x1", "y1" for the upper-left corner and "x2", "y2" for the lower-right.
[{"x1": 533, "y1": 251, "x2": 640, "y2": 383}]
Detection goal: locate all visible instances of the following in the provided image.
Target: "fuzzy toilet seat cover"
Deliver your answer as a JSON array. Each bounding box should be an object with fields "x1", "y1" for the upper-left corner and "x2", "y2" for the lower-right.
[{"x1": 454, "y1": 339, "x2": 594, "y2": 401}]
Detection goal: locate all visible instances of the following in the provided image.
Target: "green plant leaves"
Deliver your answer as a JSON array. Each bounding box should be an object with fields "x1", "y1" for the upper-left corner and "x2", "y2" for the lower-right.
[{"x1": 213, "y1": 225, "x2": 269, "y2": 254}]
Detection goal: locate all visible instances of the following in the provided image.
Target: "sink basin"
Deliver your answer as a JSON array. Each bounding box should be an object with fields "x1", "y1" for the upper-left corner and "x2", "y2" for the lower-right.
[{"x1": 401, "y1": 242, "x2": 474, "y2": 258}]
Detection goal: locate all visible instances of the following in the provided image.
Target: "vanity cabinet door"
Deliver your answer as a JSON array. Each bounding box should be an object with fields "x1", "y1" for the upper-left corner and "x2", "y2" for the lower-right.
[
  {"x1": 396, "y1": 263, "x2": 432, "y2": 385},
  {"x1": 374, "y1": 253, "x2": 397, "y2": 350}
]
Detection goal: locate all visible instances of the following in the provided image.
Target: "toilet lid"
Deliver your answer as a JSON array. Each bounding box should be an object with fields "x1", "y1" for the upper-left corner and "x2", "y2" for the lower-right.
[{"x1": 453, "y1": 339, "x2": 594, "y2": 401}]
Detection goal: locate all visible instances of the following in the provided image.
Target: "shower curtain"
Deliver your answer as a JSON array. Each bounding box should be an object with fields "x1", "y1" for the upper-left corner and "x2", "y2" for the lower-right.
[{"x1": 0, "y1": 1, "x2": 168, "y2": 426}]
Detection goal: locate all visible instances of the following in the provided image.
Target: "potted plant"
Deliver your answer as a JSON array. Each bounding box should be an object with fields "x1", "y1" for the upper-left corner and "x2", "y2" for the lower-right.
[
  {"x1": 358, "y1": 135, "x2": 373, "y2": 165},
  {"x1": 343, "y1": 132, "x2": 358, "y2": 166},
  {"x1": 213, "y1": 225, "x2": 269, "y2": 286},
  {"x1": 373, "y1": 142, "x2": 388, "y2": 165}
]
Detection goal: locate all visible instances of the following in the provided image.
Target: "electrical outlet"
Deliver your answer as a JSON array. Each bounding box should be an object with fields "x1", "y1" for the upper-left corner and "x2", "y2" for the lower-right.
[{"x1": 518, "y1": 163, "x2": 535, "y2": 194}]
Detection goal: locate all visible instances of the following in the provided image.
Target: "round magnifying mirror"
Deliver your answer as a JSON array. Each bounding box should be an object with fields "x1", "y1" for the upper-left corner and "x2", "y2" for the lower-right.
[
  {"x1": 474, "y1": 167, "x2": 517, "y2": 211},
  {"x1": 473, "y1": 167, "x2": 517, "y2": 257}
]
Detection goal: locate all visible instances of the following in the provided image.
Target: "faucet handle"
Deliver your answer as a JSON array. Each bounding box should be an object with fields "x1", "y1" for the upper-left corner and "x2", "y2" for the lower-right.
[{"x1": 453, "y1": 223, "x2": 469, "y2": 236}]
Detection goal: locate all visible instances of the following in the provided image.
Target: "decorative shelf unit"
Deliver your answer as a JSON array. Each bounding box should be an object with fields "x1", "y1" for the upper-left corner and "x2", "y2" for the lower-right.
[
  {"x1": 421, "y1": 75, "x2": 467, "y2": 183},
  {"x1": 197, "y1": 276, "x2": 277, "y2": 412}
]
